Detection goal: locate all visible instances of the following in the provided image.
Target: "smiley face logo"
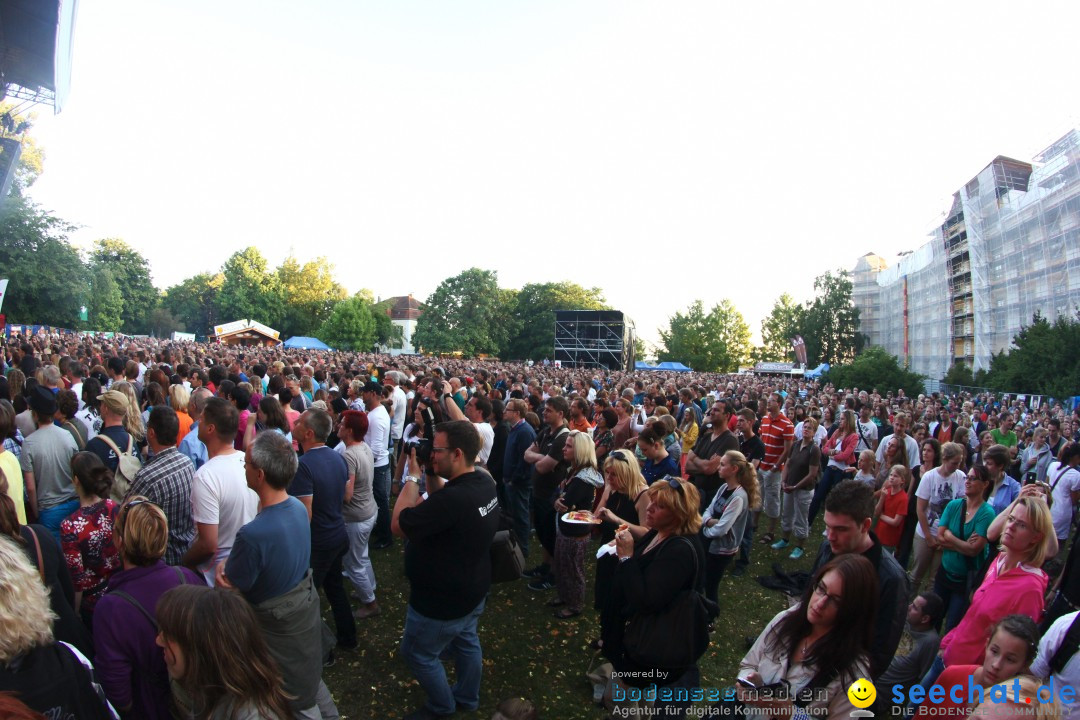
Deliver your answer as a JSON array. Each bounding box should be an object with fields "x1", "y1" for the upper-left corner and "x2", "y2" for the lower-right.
[{"x1": 847, "y1": 678, "x2": 876, "y2": 709}]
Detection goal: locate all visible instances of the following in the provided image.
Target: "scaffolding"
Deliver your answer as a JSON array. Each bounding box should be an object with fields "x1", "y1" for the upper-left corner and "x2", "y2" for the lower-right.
[
  {"x1": 855, "y1": 128, "x2": 1080, "y2": 380},
  {"x1": 553, "y1": 310, "x2": 635, "y2": 371}
]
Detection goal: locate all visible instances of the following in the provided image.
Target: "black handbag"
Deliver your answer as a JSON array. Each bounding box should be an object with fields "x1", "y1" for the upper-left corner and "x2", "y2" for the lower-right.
[
  {"x1": 623, "y1": 536, "x2": 718, "y2": 668},
  {"x1": 490, "y1": 529, "x2": 526, "y2": 583}
]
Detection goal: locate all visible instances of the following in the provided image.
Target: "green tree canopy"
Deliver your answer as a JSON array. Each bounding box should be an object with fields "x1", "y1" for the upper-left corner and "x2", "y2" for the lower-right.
[
  {"x1": 276, "y1": 255, "x2": 347, "y2": 338},
  {"x1": 760, "y1": 292, "x2": 804, "y2": 362},
  {"x1": 983, "y1": 311, "x2": 1080, "y2": 398},
  {"x1": 215, "y1": 247, "x2": 282, "y2": 327},
  {"x1": 318, "y1": 295, "x2": 377, "y2": 351},
  {"x1": 88, "y1": 266, "x2": 124, "y2": 332},
  {"x1": 800, "y1": 269, "x2": 864, "y2": 366},
  {"x1": 412, "y1": 268, "x2": 512, "y2": 356},
  {"x1": 504, "y1": 282, "x2": 608, "y2": 360},
  {"x1": 825, "y1": 346, "x2": 926, "y2": 398},
  {"x1": 0, "y1": 195, "x2": 85, "y2": 327},
  {"x1": 658, "y1": 299, "x2": 751, "y2": 372},
  {"x1": 161, "y1": 272, "x2": 223, "y2": 336},
  {"x1": 89, "y1": 238, "x2": 157, "y2": 334}
]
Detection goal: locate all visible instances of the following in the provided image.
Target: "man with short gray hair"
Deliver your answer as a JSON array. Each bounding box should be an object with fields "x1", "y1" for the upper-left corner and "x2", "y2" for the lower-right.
[{"x1": 220, "y1": 431, "x2": 340, "y2": 719}]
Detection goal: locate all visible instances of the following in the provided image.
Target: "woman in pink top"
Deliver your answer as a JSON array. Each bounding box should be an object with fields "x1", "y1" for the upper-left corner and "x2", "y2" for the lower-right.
[{"x1": 918, "y1": 495, "x2": 1053, "y2": 689}]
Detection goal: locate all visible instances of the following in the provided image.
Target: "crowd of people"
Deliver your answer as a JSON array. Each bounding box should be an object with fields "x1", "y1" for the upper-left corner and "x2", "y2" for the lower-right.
[{"x1": 0, "y1": 331, "x2": 1079, "y2": 719}]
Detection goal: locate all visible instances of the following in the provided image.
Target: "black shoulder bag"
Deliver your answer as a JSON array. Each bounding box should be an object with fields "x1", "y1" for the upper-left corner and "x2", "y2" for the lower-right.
[{"x1": 623, "y1": 536, "x2": 719, "y2": 668}]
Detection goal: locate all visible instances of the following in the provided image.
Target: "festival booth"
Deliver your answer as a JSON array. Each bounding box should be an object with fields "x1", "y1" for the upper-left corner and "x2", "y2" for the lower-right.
[
  {"x1": 213, "y1": 320, "x2": 281, "y2": 347},
  {"x1": 634, "y1": 361, "x2": 693, "y2": 372}
]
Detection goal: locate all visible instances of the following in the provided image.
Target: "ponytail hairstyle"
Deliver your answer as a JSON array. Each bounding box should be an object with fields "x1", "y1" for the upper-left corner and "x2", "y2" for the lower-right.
[
  {"x1": 724, "y1": 450, "x2": 760, "y2": 511},
  {"x1": 70, "y1": 451, "x2": 114, "y2": 499}
]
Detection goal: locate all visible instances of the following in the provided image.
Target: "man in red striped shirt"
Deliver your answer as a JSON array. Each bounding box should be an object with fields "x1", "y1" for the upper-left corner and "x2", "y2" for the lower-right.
[{"x1": 756, "y1": 391, "x2": 795, "y2": 546}]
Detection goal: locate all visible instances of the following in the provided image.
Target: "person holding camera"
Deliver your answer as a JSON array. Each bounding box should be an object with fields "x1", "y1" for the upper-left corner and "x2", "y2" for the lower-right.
[{"x1": 392, "y1": 421, "x2": 500, "y2": 720}]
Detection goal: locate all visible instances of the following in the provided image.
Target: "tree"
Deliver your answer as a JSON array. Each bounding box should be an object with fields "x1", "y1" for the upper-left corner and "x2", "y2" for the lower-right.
[
  {"x1": 800, "y1": 270, "x2": 864, "y2": 366},
  {"x1": 412, "y1": 268, "x2": 513, "y2": 356},
  {"x1": 0, "y1": 194, "x2": 85, "y2": 327},
  {"x1": 88, "y1": 266, "x2": 124, "y2": 331},
  {"x1": 149, "y1": 307, "x2": 183, "y2": 338},
  {"x1": 983, "y1": 310, "x2": 1080, "y2": 398},
  {"x1": 658, "y1": 299, "x2": 751, "y2": 372},
  {"x1": 88, "y1": 238, "x2": 157, "y2": 334},
  {"x1": 276, "y1": 255, "x2": 347, "y2": 338},
  {"x1": 633, "y1": 337, "x2": 654, "y2": 365},
  {"x1": 504, "y1": 282, "x2": 608, "y2": 360},
  {"x1": 318, "y1": 295, "x2": 377, "y2": 351},
  {"x1": 760, "y1": 293, "x2": 805, "y2": 362},
  {"x1": 162, "y1": 273, "x2": 223, "y2": 337},
  {"x1": 215, "y1": 247, "x2": 282, "y2": 327},
  {"x1": 942, "y1": 361, "x2": 975, "y2": 388},
  {"x1": 825, "y1": 346, "x2": 926, "y2": 398}
]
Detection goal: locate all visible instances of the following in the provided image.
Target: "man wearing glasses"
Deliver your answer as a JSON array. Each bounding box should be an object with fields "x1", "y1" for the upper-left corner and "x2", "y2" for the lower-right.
[{"x1": 392, "y1": 421, "x2": 500, "y2": 720}]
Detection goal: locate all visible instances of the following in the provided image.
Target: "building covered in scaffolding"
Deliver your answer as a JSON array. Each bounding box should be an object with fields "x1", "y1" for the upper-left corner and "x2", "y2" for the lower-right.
[{"x1": 854, "y1": 128, "x2": 1080, "y2": 380}]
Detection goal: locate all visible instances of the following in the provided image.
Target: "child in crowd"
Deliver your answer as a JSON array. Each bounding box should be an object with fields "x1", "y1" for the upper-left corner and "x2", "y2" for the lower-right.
[
  {"x1": 874, "y1": 464, "x2": 910, "y2": 554},
  {"x1": 854, "y1": 450, "x2": 877, "y2": 488}
]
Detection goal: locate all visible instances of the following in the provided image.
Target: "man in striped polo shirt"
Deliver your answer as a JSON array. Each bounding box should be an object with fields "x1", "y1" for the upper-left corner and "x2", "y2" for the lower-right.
[{"x1": 756, "y1": 391, "x2": 795, "y2": 546}]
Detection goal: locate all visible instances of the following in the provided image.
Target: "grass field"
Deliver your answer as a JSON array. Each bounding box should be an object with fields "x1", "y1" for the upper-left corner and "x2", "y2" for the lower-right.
[{"x1": 321, "y1": 527, "x2": 820, "y2": 719}]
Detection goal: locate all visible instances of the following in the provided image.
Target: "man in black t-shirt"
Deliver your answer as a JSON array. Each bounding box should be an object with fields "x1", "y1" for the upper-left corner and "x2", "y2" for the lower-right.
[
  {"x1": 523, "y1": 397, "x2": 570, "y2": 590},
  {"x1": 392, "y1": 421, "x2": 499, "y2": 720},
  {"x1": 685, "y1": 399, "x2": 739, "y2": 513},
  {"x1": 733, "y1": 408, "x2": 766, "y2": 576}
]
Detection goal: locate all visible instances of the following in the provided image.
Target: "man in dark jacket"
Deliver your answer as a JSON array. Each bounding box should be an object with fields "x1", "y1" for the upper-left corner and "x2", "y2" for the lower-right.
[{"x1": 810, "y1": 479, "x2": 908, "y2": 679}]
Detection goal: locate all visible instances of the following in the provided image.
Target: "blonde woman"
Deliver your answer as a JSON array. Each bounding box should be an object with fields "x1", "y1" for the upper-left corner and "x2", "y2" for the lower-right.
[
  {"x1": 550, "y1": 431, "x2": 604, "y2": 619},
  {"x1": 168, "y1": 384, "x2": 193, "y2": 446},
  {"x1": 110, "y1": 382, "x2": 145, "y2": 445},
  {"x1": 0, "y1": 535, "x2": 116, "y2": 718},
  {"x1": 593, "y1": 450, "x2": 649, "y2": 650},
  {"x1": 679, "y1": 410, "x2": 699, "y2": 475}
]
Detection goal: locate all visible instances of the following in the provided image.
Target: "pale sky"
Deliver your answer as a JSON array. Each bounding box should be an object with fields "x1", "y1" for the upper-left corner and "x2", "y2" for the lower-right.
[{"x1": 25, "y1": 0, "x2": 1080, "y2": 351}]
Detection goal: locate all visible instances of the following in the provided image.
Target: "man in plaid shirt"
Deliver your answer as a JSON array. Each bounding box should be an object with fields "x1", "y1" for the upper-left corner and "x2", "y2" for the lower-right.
[{"x1": 126, "y1": 405, "x2": 196, "y2": 565}]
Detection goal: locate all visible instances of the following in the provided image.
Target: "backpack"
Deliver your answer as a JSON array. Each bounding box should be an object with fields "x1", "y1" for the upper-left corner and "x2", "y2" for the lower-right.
[{"x1": 95, "y1": 433, "x2": 142, "y2": 502}]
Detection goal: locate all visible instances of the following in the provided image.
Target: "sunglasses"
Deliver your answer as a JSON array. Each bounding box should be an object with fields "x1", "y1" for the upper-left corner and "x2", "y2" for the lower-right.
[
  {"x1": 118, "y1": 498, "x2": 154, "y2": 536},
  {"x1": 664, "y1": 476, "x2": 684, "y2": 493},
  {"x1": 609, "y1": 451, "x2": 631, "y2": 463}
]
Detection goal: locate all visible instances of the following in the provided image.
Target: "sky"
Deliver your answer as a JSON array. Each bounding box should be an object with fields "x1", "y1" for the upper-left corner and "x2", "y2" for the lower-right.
[{"x1": 23, "y1": 0, "x2": 1080, "y2": 351}]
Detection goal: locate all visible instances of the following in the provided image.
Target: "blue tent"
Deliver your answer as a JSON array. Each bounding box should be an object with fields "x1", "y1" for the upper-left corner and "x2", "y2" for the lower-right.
[
  {"x1": 283, "y1": 336, "x2": 331, "y2": 351},
  {"x1": 654, "y1": 361, "x2": 693, "y2": 372},
  {"x1": 634, "y1": 361, "x2": 693, "y2": 372}
]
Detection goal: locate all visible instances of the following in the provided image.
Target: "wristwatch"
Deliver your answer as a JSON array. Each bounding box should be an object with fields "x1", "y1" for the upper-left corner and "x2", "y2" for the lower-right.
[{"x1": 403, "y1": 476, "x2": 421, "y2": 486}]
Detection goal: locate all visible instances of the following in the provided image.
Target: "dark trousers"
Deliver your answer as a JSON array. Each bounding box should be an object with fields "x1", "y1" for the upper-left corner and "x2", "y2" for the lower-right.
[
  {"x1": 735, "y1": 521, "x2": 754, "y2": 570},
  {"x1": 311, "y1": 540, "x2": 356, "y2": 648},
  {"x1": 371, "y1": 463, "x2": 392, "y2": 545},
  {"x1": 533, "y1": 498, "x2": 557, "y2": 558},
  {"x1": 704, "y1": 553, "x2": 734, "y2": 603}
]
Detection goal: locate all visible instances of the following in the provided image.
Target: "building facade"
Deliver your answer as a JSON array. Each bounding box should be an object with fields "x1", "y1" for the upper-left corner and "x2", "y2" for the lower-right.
[
  {"x1": 854, "y1": 128, "x2": 1080, "y2": 380},
  {"x1": 377, "y1": 294, "x2": 422, "y2": 355}
]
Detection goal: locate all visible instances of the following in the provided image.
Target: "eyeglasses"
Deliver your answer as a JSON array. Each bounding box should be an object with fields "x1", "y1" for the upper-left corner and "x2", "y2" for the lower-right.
[
  {"x1": 609, "y1": 451, "x2": 631, "y2": 463},
  {"x1": 664, "y1": 476, "x2": 684, "y2": 493},
  {"x1": 1005, "y1": 514, "x2": 1029, "y2": 532},
  {"x1": 431, "y1": 446, "x2": 451, "y2": 454},
  {"x1": 812, "y1": 580, "x2": 842, "y2": 609}
]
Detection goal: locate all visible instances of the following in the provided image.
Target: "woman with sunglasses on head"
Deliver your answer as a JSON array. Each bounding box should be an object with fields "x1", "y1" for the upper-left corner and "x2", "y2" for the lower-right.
[
  {"x1": 93, "y1": 497, "x2": 203, "y2": 719},
  {"x1": 592, "y1": 450, "x2": 650, "y2": 649},
  {"x1": 735, "y1": 554, "x2": 877, "y2": 718},
  {"x1": 607, "y1": 476, "x2": 707, "y2": 719},
  {"x1": 155, "y1": 585, "x2": 291, "y2": 720}
]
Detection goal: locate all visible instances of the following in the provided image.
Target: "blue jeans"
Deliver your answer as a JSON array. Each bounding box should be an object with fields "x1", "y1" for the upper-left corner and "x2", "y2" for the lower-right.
[
  {"x1": 912, "y1": 654, "x2": 946, "y2": 712},
  {"x1": 507, "y1": 478, "x2": 532, "y2": 557},
  {"x1": 736, "y1": 520, "x2": 754, "y2": 569},
  {"x1": 400, "y1": 599, "x2": 486, "y2": 715},
  {"x1": 38, "y1": 499, "x2": 80, "y2": 545},
  {"x1": 371, "y1": 463, "x2": 392, "y2": 545},
  {"x1": 808, "y1": 465, "x2": 846, "y2": 527}
]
